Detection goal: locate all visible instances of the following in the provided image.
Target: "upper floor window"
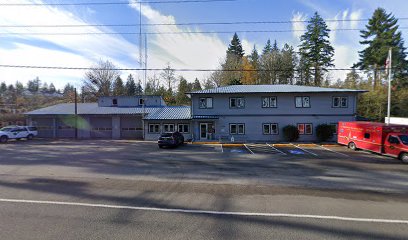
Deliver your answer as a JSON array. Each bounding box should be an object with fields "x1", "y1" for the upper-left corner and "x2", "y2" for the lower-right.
[
  {"x1": 295, "y1": 96, "x2": 310, "y2": 108},
  {"x1": 298, "y1": 123, "x2": 313, "y2": 135},
  {"x1": 139, "y1": 98, "x2": 145, "y2": 105},
  {"x1": 262, "y1": 97, "x2": 277, "y2": 108},
  {"x1": 230, "y1": 97, "x2": 245, "y2": 109},
  {"x1": 112, "y1": 99, "x2": 118, "y2": 105},
  {"x1": 332, "y1": 97, "x2": 348, "y2": 108},
  {"x1": 199, "y1": 97, "x2": 213, "y2": 109}
]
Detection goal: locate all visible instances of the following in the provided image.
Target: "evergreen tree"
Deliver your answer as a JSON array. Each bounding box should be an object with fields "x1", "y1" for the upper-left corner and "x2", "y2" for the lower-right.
[
  {"x1": 192, "y1": 78, "x2": 202, "y2": 91},
  {"x1": 0, "y1": 82, "x2": 7, "y2": 93},
  {"x1": 113, "y1": 76, "x2": 126, "y2": 96},
  {"x1": 175, "y1": 76, "x2": 191, "y2": 105},
  {"x1": 227, "y1": 32, "x2": 244, "y2": 57},
  {"x1": 355, "y1": 8, "x2": 408, "y2": 88},
  {"x1": 48, "y1": 83, "x2": 56, "y2": 94},
  {"x1": 41, "y1": 82, "x2": 49, "y2": 93},
  {"x1": 248, "y1": 45, "x2": 260, "y2": 84},
  {"x1": 15, "y1": 81, "x2": 24, "y2": 95},
  {"x1": 135, "y1": 79, "x2": 143, "y2": 94},
  {"x1": 344, "y1": 69, "x2": 361, "y2": 89},
  {"x1": 125, "y1": 74, "x2": 136, "y2": 96},
  {"x1": 262, "y1": 39, "x2": 272, "y2": 55},
  {"x1": 299, "y1": 12, "x2": 334, "y2": 86},
  {"x1": 27, "y1": 77, "x2": 41, "y2": 93},
  {"x1": 280, "y1": 43, "x2": 296, "y2": 84},
  {"x1": 259, "y1": 40, "x2": 281, "y2": 84}
]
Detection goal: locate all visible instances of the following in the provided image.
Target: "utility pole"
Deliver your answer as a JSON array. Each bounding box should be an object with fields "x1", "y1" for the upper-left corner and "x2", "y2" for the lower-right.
[
  {"x1": 74, "y1": 87, "x2": 78, "y2": 139},
  {"x1": 386, "y1": 48, "x2": 392, "y2": 125}
]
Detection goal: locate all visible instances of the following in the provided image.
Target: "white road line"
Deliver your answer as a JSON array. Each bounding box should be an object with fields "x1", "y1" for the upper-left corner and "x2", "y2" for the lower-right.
[
  {"x1": 319, "y1": 145, "x2": 350, "y2": 157},
  {"x1": 220, "y1": 144, "x2": 224, "y2": 153},
  {"x1": 266, "y1": 143, "x2": 287, "y2": 155},
  {"x1": 290, "y1": 143, "x2": 318, "y2": 156},
  {"x1": 0, "y1": 198, "x2": 407, "y2": 224},
  {"x1": 243, "y1": 144, "x2": 254, "y2": 154}
]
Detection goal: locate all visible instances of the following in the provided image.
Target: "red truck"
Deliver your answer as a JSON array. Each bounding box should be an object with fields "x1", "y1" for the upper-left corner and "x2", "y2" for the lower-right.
[{"x1": 338, "y1": 121, "x2": 408, "y2": 163}]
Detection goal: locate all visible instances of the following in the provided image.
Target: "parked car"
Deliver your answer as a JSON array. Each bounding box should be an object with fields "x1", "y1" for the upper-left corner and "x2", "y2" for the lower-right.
[
  {"x1": 0, "y1": 126, "x2": 38, "y2": 143},
  {"x1": 158, "y1": 132, "x2": 184, "y2": 148}
]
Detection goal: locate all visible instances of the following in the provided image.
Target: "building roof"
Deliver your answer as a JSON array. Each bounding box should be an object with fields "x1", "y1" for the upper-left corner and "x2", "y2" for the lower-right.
[
  {"x1": 189, "y1": 85, "x2": 367, "y2": 94},
  {"x1": 143, "y1": 106, "x2": 191, "y2": 120},
  {"x1": 25, "y1": 103, "x2": 162, "y2": 116},
  {"x1": 25, "y1": 103, "x2": 191, "y2": 120}
]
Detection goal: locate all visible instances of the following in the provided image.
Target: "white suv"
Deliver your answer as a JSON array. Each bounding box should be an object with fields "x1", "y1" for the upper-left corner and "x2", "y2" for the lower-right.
[{"x1": 0, "y1": 126, "x2": 38, "y2": 143}]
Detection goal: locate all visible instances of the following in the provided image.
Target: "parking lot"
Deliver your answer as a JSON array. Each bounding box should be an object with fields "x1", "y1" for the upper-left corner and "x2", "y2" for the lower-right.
[{"x1": 0, "y1": 139, "x2": 407, "y2": 193}]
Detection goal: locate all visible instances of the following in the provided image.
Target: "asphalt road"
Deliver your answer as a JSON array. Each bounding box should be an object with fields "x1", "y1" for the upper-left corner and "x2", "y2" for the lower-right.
[{"x1": 0, "y1": 140, "x2": 407, "y2": 239}]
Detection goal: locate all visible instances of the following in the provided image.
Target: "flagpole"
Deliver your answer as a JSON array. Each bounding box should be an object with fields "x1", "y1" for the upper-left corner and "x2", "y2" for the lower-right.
[{"x1": 386, "y1": 48, "x2": 392, "y2": 125}]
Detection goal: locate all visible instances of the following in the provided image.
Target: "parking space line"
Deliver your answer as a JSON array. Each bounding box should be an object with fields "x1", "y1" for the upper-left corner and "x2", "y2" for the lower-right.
[
  {"x1": 266, "y1": 143, "x2": 287, "y2": 155},
  {"x1": 243, "y1": 144, "x2": 254, "y2": 154},
  {"x1": 318, "y1": 145, "x2": 349, "y2": 157},
  {"x1": 290, "y1": 143, "x2": 318, "y2": 156},
  {"x1": 220, "y1": 144, "x2": 224, "y2": 153},
  {"x1": 1, "y1": 198, "x2": 407, "y2": 224}
]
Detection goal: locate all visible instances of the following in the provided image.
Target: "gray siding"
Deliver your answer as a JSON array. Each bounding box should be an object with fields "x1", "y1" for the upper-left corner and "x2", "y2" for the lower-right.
[
  {"x1": 98, "y1": 96, "x2": 165, "y2": 107},
  {"x1": 192, "y1": 92, "x2": 357, "y2": 116}
]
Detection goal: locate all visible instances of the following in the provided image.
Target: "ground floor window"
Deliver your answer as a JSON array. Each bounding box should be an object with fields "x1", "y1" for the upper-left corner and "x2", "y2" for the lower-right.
[
  {"x1": 148, "y1": 124, "x2": 160, "y2": 133},
  {"x1": 178, "y1": 124, "x2": 190, "y2": 133},
  {"x1": 298, "y1": 123, "x2": 313, "y2": 135},
  {"x1": 163, "y1": 124, "x2": 175, "y2": 132},
  {"x1": 230, "y1": 123, "x2": 245, "y2": 135},
  {"x1": 263, "y1": 123, "x2": 279, "y2": 135}
]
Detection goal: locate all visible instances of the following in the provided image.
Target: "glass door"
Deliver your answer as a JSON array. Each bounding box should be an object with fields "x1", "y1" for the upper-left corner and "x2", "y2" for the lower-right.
[{"x1": 200, "y1": 123, "x2": 208, "y2": 140}]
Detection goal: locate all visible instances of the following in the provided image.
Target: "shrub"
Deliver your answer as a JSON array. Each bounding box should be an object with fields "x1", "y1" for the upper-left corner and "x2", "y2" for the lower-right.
[
  {"x1": 316, "y1": 124, "x2": 334, "y2": 142},
  {"x1": 283, "y1": 125, "x2": 299, "y2": 142}
]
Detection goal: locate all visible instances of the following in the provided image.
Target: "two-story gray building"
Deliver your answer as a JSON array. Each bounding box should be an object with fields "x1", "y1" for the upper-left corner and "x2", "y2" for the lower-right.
[
  {"x1": 186, "y1": 85, "x2": 366, "y2": 142},
  {"x1": 25, "y1": 84, "x2": 366, "y2": 142}
]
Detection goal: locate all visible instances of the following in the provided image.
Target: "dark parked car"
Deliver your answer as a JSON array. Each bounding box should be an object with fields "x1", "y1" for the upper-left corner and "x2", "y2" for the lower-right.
[{"x1": 158, "y1": 132, "x2": 184, "y2": 148}]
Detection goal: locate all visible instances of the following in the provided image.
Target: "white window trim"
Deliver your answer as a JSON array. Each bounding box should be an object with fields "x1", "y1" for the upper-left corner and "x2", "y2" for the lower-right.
[
  {"x1": 178, "y1": 124, "x2": 190, "y2": 133},
  {"x1": 298, "y1": 123, "x2": 313, "y2": 135},
  {"x1": 263, "y1": 123, "x2": 279, "y2": 135},
  {"x1": 230, "y1": 123, "x2": 245, "y2": 135},
  {"x1": 229, "y1": 97, "x2": 245, "y2": 109},
  {"x1": 199, "y1": 97, "x2": 213, "y2": 109},
  {"x1": 332, "y1": 96, "x2": 348, "y2": 108},
  {"x1": 295, "y1": 96, "x2": 310, "y2": 108},
  {"x1": 163, "y1": 124, "x2": 175, "y2": 132},
  {"x1": 262, "y1": 97, "x2": 277, "y2": 108},
  {"x1": 148, "y1": 124, "x2": 160, "y2": 133}
]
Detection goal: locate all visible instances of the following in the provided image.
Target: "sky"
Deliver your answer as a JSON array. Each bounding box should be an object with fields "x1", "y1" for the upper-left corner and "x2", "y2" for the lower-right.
[{"x1": 0, "y1": 0, "x2": 407, "y2": 90}]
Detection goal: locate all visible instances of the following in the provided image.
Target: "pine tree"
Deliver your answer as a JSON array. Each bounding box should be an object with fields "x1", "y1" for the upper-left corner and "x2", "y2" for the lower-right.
[
  {"x1": 176, "y1": 76, "x2": 191, "y2": 105},
  {"x1": 113, "y1": 76, "x2": 126, "y2": 96},
  {"x1": 248, "y1": 45, "x2": 260, "y2": 84},
  {"x1": 125, "y1": 74, "x2": 136, "y2": 96},
  {"x1": 259, "y1": 40, "x2": 281, "y2": 84},
  {"x1": 280, "y1": 43, "x2": 296, "y2": 84},
  {"x1": 0, "y1": 82, "x2": 7, "y2": 93},
  {"x1": 262, "y1": 39, "x2": 272, "y2": 55},
  {"x1": 355, "y1": 8, "x2": 408, "y2": 88},
  {"x1": 344, "y1": 69, "x2": 361, "y2": 89},
  {"x1": 135, "y1": 79, "x2": 143, "y2": 94},
  {"x1": 299, "y1": 12, "x2": 334, "y2": 86},
  {"x1": 48, "y1": 83, "x2": 56, "y2": 94},
  {"x1": 192, "y1": 78, "x2": 202, "y2": 91},
  {"x1": 227, "y1": 32, "x2": 244, "y2": 57}
]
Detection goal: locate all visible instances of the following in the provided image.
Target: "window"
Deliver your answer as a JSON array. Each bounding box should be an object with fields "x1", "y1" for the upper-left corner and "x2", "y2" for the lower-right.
[
  {"x1": 329, "y1": 123, "x2": 338, "y2": 135},
  {"x1": 139, "y1": 98, "x2": 145, "y2": 105},
  {"x1": 263, "y1": 123, "x2": 279, "y2": 135},
  {"x1": 178, "y1": 124, "x2": 190, "y2": 133},
  {"x1": 262, "y1": 97, "x2": 277, "y2": 108},
  {"x1": 298, "y1": 123, "x2": 313, "y2": 135},
  {"x1": 230, "y1": 97, "x2": 245, "y2": 109},
  {"x1": 388, "y1": 136, "x2": 400, "y2": 144},
  {"x1": 230, "y1": 123, "x2": 245, "y2": 135},
  {"x1": 199, "y1": 97, "x2": 213, "y2": 109},
  {"x1": 295, "y1": 96, "x2": 310, "y2": 108},
  {"x1": 163, "y1": 124, "x2": 175, "y2": 132},
  {"x1": 148, "y1": 124, "x2": 160, "y2": 133},
  {"x1": 364, "y1": 133, "x2": 370, "y2": 139},
  {"x1": 112, "y1": 99, "x2": 118, "y2": 105},
  {"x1": 332, "y1": 97, "x2": 348, "y2": 108}
]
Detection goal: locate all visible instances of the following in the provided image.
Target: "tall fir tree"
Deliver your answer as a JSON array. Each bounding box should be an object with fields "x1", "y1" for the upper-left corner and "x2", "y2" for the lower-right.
[
  {"x1": 220, "y1": 33, "x2": 245, "y2": 85},
  {"x1": 248, "y1": 45, "x2": 260, "y2": 84},
  {"x1": 299, "y1": 12, "x2": 334, "y2": 86},
  {"x1": 192, "y1": 78, "x2": 202, "y2": 91},
  {"x1": 125, "y1": 74, "x2": 136, "y2": 96},
  {"x1": 175, "y1": 76, "x2": 192, "y2": 105},
  {"x1": 355, "y1": 8, "x2": 408, "y2": 88},
  {"x1": 262, "y1": 39, "x2": 272, "y2": 55},
  {"x1": 227, "y1": 32, "x2": 245, "y2": 57},
  {"x1": 113, "y1": 76, "x2": 126, "y2": 96}
]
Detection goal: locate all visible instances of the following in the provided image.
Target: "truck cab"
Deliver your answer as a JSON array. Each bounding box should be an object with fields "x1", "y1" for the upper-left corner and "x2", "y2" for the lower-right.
[{"x1": 384, "y1": 134, "x2": 408, "y2": 162}]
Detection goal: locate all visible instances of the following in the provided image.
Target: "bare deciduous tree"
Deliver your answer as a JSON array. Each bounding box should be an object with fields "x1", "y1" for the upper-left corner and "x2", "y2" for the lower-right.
[{"x1": 83, "y1": 59, "x2": 120, "y2": 100}]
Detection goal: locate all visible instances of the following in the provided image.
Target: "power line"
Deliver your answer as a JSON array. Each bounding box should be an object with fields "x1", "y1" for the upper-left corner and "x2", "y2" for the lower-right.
[
  {"x1": 0, "y1": 64, "x2": 397, "y2": 72},
  {"x1": 2, "y1": 27, "x2": 408, "y2": 36},
  {"x1": 2, "y1": 18, "x2": 408, "y2": 28},
  {"x1": 0, "y1": 0, "x2": 236, "y2": 6}
]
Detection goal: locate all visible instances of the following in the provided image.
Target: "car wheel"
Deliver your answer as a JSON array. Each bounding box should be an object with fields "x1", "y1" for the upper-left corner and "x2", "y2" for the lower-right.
[
  {"x1": 16, "y1": 138, "x2": 21, "y2": 141},
  {"x1": 348, "y1": 142, "x2": 357, "y2": 151},
  {"x1": 400, "y1": 153, "x2": 408, "y2": 164},
  {"x1": 0, "y1": 135, "x2": 8, "y2": 143},
  {"x1": 27, "y1": 134, "x2": 34, "y2": 140}
]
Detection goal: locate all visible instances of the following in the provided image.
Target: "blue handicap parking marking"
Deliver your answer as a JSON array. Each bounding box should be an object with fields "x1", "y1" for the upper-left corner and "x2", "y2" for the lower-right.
[{"x1": 288, "y1": 149, "x2": 305, "y2": 155}]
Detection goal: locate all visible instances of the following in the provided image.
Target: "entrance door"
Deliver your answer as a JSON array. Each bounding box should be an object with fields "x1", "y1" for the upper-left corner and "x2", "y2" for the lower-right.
[{"x1": 200, "y1": 123, "x2": 208, "y2": 140}]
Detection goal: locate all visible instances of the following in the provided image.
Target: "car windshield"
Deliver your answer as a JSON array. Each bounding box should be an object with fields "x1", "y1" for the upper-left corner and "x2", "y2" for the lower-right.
[
  {"x1": 399, "y1": 135, "x2": 408, "y2": 145},
  {"x1": 0, "y1": 127, "x2": 13, "y2": 132}
]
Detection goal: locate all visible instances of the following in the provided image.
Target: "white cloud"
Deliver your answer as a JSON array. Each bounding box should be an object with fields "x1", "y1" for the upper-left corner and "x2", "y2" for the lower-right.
[
  {"x1": 241, "y1": 39, "x2": 256, "y2": 56},
  {"x1": 331, "y1": 44, "x2": 359, "y2": 81},
  {"x1": 128, "y1": 0, "x2": 227, "y2": 81},
  {"x1": 291, "y1": 12, "x2": 307, "y2": 40},
  {"x1": 349, "y1": 9, "x2": 363, "y2": 28}
]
